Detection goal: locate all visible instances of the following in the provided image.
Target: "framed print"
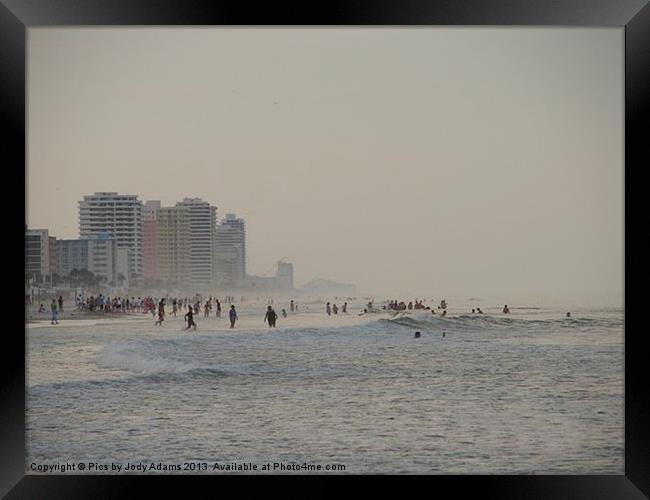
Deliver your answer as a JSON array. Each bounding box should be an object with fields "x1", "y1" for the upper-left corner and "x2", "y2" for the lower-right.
[{"x1": 3, "y1": 0, "x2": 649, "y2": 497}]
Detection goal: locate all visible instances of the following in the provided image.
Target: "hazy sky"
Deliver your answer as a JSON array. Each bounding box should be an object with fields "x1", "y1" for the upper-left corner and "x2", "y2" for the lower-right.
[{"x1": 27, "y1": 28, "x2": 623, "y2": 297}]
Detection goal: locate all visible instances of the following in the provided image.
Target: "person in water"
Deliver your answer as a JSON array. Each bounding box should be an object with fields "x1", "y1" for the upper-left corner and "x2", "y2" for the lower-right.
[
  {"x1": 477, "y1": 307, "x2": 483, "y2": 314},
  {"x1": 229, "y1": 305, "x2": 238, "y2": 328},
  {"x1": 503, "y1": 305, "x2": 510, "y2": 314},
  {"x1": 566, "y1": 312, "x2": 571, "y2": 318},
  {"x1": 184, "y1": 304, "x2": 196, "y2": 331},
  {"x1": 154, "y1": 298, "x2": 165, "y2": 326},
  {"x1": 441, "y1": 310, "x2": 447, "y2": 317},
  {"x1": 264, "y1": 306, "x2": 278, "y2": 327},
  {"x1": 414, "y1": 331, "x2": 421, "y2": 339}
]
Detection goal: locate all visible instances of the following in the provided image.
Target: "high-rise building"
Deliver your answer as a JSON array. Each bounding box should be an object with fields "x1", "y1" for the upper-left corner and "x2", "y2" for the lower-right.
[
  {"x1": 78, "y1": 192, "x2": 143, "y2": 275},
  {"x1": 25, "y1": 229, "x2": 52, "y2": 282},
  {"x1": 214, "y1": 214, "x2": 246, "y2": 287},
  {"x1": 176, "y1": 198, "x2": 217, "y2": 286},
  {"x1": 157, "y1": 205, "x2": 191, "y2": 285},
  {"x1": 142, "y1": 200, "x2": 161, "y2": 280}
]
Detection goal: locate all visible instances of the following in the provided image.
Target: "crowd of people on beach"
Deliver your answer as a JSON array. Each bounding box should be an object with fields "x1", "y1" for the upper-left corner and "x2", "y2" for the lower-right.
[{"x1": 30, "y1": 289, "x2": 572, "y2": 330}]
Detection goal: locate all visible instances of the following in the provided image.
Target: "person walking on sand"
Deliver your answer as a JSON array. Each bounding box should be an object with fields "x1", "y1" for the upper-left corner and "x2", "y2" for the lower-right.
[
  {"x1": 229, "y1": 305, "x2": 238, "y2": 328},
  {"x1": 333, "y1": 303, "x2": 338, "y2": 315},
  {"x1": 326, "y1": 302, "x2": 332, "y2": 316},
  {"x1": 342, "y1": 302, "x2": 347, "y2": 313},
  {"x1": 155, "y1": 298, "x2": 166, "y2": 326},
  {"x1": 264, "y1": 306, "x2": 278, "y2": 327},
  {"x1": 50, "y1": 299, "x2": 59, "y2": 325},
  {"x1": 184, "y1": 304, "x2": 197, "y2": 331}
]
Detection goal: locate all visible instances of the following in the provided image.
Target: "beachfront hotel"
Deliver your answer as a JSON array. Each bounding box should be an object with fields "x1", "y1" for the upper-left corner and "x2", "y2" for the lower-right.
[
  {"x1": 78, "y1": 192, "x2": 143, "y2": 275},
  {"x1": 156, "y1": 198, "x2": 218, "y2": 287},
  {"x1": 214, "y1": 214, "x2": 246, "y2": 288},
  {"x1": 142, "y1": 200, "x2": 161, "y2": 281},
  {"x1": 177, "y1": 198, "x2": 218, "y2": 286}
]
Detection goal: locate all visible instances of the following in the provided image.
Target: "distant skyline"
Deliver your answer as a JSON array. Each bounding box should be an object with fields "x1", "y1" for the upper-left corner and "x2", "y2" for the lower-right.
[{"x1": 27, "y1": 28, "x2": 623, "y2": 298}]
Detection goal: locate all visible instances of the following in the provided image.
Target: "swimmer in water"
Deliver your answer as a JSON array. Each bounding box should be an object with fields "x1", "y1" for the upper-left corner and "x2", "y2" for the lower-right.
[
  {"x1": 414, "y1": 331, "x2": 421, "y2": 339},
  {"x1": 503, "y1": 305, "x2": 510, "y2": 314},
  {"x1": 566, "y1": 312, "x2": 571, "y2": 318},
  {"x1": 184, "y1": 304, "x2": 196, "y2": 331},
  {"x1": 229, "y1": 305, "x2": 238, "y2": 328}
]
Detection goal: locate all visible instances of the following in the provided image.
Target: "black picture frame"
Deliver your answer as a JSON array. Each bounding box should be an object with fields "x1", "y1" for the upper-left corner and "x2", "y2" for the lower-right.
[{"x1": 3, "y1": 0, "x2": 648, "y2": 497}]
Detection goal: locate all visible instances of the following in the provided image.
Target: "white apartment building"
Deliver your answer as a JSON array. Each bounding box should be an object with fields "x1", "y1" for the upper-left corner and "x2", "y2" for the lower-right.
[
  {"x1": 214, "y1": 214, "x2": 246, "y2": 287},
  {"x1": 176, "y1": 198, "x2": 217, "y2": 286},
  {"x1": 78, "y1": 192, "x2": 143, "y2": 275}
]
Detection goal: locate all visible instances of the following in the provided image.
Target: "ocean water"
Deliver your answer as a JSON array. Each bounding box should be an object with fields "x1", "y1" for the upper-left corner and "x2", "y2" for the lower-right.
[{"x1": 26, "y1": 299, "x2": 624, "y2": 474}]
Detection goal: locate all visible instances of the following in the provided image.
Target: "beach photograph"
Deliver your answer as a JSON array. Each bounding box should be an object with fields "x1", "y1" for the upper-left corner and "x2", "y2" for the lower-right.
[{"x1": 25, "y1": 27, "x2": 623, "y2": 474}]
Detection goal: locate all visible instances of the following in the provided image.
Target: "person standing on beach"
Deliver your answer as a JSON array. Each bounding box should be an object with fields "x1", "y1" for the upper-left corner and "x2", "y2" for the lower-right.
[
  {"x1": 58, "y1": 295, "x2": 64, "y2": 313},
  {"x1": 264, "y1": 306, "x2": 278, "y2": 327},
  {"x1": 229, "y1": 305, "x2": 238, "y2": 328},
  {"x1": 184, "y1": 304, "x2": 197, "y2": 331},
  {"x1": 50, "y1": 299, "x2": 59, "y2": 325},
  {"x1": 342, "y1": 302, "x2": 347, "y2": 313},
  {"x1": 216, "y1": 299, "x2": 222, "y2": 318},
  {"x1": 155, "y1": 298, "x2": 166, "y2": 326},
  {"x1": 332, "y1": 304, "x2": 338, "y2": 315},
  {"x1": 326, "y1": 302, "x2": 331, "y2": 316},
  {"x1": 204, "y1": 301, "x2": 210, "y2": 318},
  {"x1": 282, "y1": 309, "x2": 287, "y2": 318},
  {"x1": 290, "y1": 300, "x2": 294, "y2": 312}
]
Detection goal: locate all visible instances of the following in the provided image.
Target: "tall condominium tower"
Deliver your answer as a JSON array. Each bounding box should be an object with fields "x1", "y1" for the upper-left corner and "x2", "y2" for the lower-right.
[
  {"x1": 214, "y1": 214, "x2": 246, "y2": 287},
  {"x1": 78, "y1": 192, "x2": 143, "y2": 275},
  {"x1": 176, "y1": 198, "x2": 217, "y2": 286},
  {"x1": 142, "y1": 200, "x2": 161, "y2": 280},
  {"x1": 157, "y1": 205, "x2": 191, "y2": 285},
  {"x1": 157, "y1": 198, "x2": 217, "y2": 287}
]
